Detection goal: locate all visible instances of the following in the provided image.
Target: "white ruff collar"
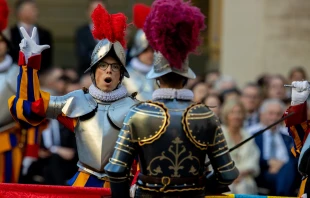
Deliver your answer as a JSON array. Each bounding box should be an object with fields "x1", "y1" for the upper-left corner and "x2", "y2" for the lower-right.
[
  {"x1": 0, "y1": 55, "x2": 13, "y2": 72},
  {"x1": 88, "y1": 84, "x2": 128, "y2": 102},
  {"x1": 130, "y1": 57, "x2": 152, "y2": 73},
  {"x1": 152, "y1": 88, "x2": 194, "y2": 101}
]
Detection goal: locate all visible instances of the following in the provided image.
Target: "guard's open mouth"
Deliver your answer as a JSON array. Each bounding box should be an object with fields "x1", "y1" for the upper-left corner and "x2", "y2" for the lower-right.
[{"x1": 104, "y1": 77, "x2": 112, "y2": 83}]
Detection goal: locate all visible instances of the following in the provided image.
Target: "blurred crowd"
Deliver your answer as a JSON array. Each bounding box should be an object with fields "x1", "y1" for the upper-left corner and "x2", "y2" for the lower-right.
[{"x1": 1, "y1": 0, "x2": 309, "y2": 196}]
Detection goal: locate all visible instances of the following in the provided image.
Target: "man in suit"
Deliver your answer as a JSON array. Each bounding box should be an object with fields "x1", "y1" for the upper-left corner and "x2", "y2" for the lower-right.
[
  {"x1": 249, "y1": 99, "x2": 299, "y2": 196},
  {"x1": 75, "y1": 0, "x2": 105, "y2": 77},
  {"x1": 10, "y1": 0, "x2": 53, "y2": 73}
]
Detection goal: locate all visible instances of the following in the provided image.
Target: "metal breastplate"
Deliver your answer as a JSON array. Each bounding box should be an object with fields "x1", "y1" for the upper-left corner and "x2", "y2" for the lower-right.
[
  {"x1": 132, "y1": 100, "x2": 208, "y2": 181},
  {"x1": 0, "y1": 65, "x2": 18, "y2": 129},
  {"x1": 75, "y1": 96, "x2": 136, "y2": 176},
  {"x1": 75, "y1": 102, "x2": 119, "y2": 173}
]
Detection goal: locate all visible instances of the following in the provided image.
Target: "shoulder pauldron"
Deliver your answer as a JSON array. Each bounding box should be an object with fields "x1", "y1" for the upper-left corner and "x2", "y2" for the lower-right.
[
  {"x1": 182, "y1": 103, "x2": 218, "y2": 150},
  {"x1": 125, "y1": 101, "x2": 170, "y2": 146}
]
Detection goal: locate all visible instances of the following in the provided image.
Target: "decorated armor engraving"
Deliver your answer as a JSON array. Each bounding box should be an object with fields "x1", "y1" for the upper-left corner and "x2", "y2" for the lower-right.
[{"x1": 105, "y1": 100, "x2": 238, "y2": 192}]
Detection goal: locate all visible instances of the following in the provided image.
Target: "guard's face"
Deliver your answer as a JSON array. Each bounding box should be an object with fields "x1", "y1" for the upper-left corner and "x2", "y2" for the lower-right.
[
  {"x1": 138, "y1": 46, "x2": 154, "y2": 66},
  {"x1": 95, "y1": 56, "x2": 121, "y2": 92}
]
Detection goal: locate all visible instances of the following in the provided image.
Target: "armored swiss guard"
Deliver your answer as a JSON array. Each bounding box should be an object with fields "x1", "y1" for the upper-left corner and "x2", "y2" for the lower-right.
[
  {"x1": 0, "y1": 0, "x2": 46, "y2": 183},
  {"x1": 123, "y1": 3, "x2": 155, "y2": 101},
  {"x1": 104, "y1": 0, "x2": 239, "y2": 197},
  {"x1": 284, "y1": 81, "x2": 310, "y2": 196},
  {"x1": 8, "y1": 5, "x2": 137, "y2": 187}
]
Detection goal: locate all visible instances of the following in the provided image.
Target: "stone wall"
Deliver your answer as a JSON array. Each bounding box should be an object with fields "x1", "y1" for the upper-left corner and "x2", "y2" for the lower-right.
[{"x1": 221, "y1": 0, "x2": 310, "y2": 87}]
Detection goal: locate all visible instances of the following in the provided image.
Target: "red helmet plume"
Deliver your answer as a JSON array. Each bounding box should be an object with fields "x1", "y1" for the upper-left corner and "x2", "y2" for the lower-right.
[
  {"x1": 144, "y1": 0, "x2": 205, "y2": 70},
  {"x1": 133, "y1": 3, "x2": 151, "y2": 29},
  {"x1": 91, "y1": 4, "x2": 127, "y2": 48},
  {"x1": 0, "y1": 0, "x2": 9, "y2": 32}
]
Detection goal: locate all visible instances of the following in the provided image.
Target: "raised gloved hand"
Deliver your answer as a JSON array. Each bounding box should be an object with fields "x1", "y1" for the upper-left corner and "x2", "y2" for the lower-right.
[
  {"x1": 291, "y1": 81, "x2": 310, "y2": 106},
  {"x1": 19, "y1": 27, "x2": 50, "y2": 63}
]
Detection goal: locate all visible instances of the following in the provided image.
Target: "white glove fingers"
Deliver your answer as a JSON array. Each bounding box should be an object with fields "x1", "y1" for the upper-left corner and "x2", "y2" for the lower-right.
[
  {"x1": 302, "y1": 81, "x2": 309, "y2": 90},
  {"x1": 40, "y1": 45, "x2": 50, "y2": 51},
  {"x1": 20, "y1": 27, "x2": 31, "y2": 40},
  {"x1": 31, "y1": 27, "x2": 38, "y2": 40}
]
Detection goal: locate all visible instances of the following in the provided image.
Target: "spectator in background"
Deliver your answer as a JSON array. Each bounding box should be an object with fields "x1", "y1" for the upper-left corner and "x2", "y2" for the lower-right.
[
  {"x1": 10, "y1": 0, "x2": 53, "y2": 72},
  {"x1": 219, "y1": 87, "x2": 241, "y2": 104},
  {"x1": 287, "y1": 66, "x2": 308, "y2": 99},
  {"x1": 205, "y1": 69, "x2": 220, "y2": 89},
  {"x1": 288, "y1": 66, "x2": 308, "y2": 83},
  {"x1": 40, "y1": 67, "x2": 66, "y2": 95},
  {"x1": 192, "y1": 81, "x2": 209, "y2": 103},
  {"x1": 75, "y1": 0, "x2": 105, "y2": 77},
  {"x1": 214, "y1": 75, "x2": 237, "y2": 94},
  {"x1": 249, "y1": 99, "x2": 297, "y2": 196},
  {"x1": 203, "y1": 93, "x2": 221, "y2": 118},
  {"x1": 80, "y1": 73, "x2": 92, "y2": 88},
  {"x1": 241, "y1": 83, "x2": 262, "y2": 129},
  {"x1": 221, "y1": 100, "x2": 260, "y2": 194},
  {"x1": 266, "y1": 74, "x2": 287, "y2": 101}
]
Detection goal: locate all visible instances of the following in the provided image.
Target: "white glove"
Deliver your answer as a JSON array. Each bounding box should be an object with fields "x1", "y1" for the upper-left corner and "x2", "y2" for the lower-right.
[
  {"x1": 291, "y1": 81, "x2": 310, "y2": 105},
  {"x1": 19, "y1": 27, "x2": 50, "y2": 63},
  {"x1": 22, "y1": 156, "x2": 37, "y2": 176}
]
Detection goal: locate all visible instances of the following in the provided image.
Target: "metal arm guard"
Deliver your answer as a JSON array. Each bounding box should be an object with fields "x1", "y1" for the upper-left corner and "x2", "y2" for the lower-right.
[
  {"x1": 46, "y1": 89, "x2": 97, "y2": 119},
  {"x1": 184, "y1": 104, "x2": 239, "y2": 185}
]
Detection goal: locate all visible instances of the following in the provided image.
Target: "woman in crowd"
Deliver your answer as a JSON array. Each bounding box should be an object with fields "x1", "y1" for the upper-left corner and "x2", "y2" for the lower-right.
[{"x1": 221, "y1": 99, "x2": 260, "y2": 194}]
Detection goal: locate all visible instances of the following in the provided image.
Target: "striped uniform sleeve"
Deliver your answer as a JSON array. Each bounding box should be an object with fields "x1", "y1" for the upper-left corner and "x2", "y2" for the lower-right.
[
  {"x1": 23, "y1": 120, "x2": 49, "y2": 158},
  {"x1": 284, "y1": 102, "x2": 310, "y2": 157},
  {"x1": 8, "y1": 52, "x2": 50, "y2": 127}
]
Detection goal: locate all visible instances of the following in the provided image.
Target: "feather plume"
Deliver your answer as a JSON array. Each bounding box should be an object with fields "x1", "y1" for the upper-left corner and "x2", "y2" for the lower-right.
[
  {"x1": 0, "y1": 0, "x2": 9, "y2": 32},
  {"x1": 143, "y1": 0, "x2": 205, "y2": 69},
  {"x1": 133, "y1": 3, "x2": 151, "y2": 29},
  {"x1": 91, "y1": 4, "x2": 127, "y2": 47}
]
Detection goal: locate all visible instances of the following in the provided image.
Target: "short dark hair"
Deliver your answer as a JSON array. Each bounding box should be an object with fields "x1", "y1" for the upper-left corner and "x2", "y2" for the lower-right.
[
  {"x1": 15, "y1": 0, "x2": 36, "y2": 13},
  {"x1": 159, "y1": 73, "x2": 187, "y2": 88}
]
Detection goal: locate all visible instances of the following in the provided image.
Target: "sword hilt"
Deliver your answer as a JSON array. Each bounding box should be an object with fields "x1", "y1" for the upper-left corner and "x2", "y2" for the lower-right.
[{"x1": 284, "y1": 81, "x2": 310, "y2": 90}]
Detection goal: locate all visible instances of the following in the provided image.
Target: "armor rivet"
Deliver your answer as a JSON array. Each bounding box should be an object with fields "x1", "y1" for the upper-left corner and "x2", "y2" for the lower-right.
[
  {"x1": 149, "y1": 135, "x2": 152, "y2": 137},
  {"x1": 144, "y1": 137, "x2": 146, "y2": 139},
  {"x1": 198, "y1": 140, "x2": 200, "y2": 142},
  {"x1": 146, "y1": 183, "x2": 149, "y2": 185},
  {"x1": 155, "y1": 131, "x2": 158, "y2": 133},
  {"x1": 193, "y1": 183, "x2": 195, "y2": 185},
  {"x1": 138, "y1": 138, "x2": 140, "y2": 140},
  {"x1": 155, "y1": 184, "x2": 157, "y2": 186},
  {"x1": 184, "y1": 184, "x2": 187, "y2": 186}
]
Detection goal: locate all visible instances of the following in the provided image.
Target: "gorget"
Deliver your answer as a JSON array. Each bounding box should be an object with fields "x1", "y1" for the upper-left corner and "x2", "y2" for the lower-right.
[
  {"x1": 152, "y1": 88, "x2": 194, "y2": 101},
  {"x1": 88, "y1": 84, "x2": 128, "y2": 102}
]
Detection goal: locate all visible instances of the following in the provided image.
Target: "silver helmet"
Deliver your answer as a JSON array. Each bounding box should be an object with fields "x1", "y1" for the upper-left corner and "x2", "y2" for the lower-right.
[
  {"x1": 129, "y1": 29, "x2": 149, "y2": 58},
  {"x1": 84, "y1": 39, "x2": 129, "y2": 78},
  {"x1": 146, "y1": 52, "x2": 196, "y2": 79}
]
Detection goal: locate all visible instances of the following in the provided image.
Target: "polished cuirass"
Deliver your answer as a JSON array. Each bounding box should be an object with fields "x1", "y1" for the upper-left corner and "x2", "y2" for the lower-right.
[
  {"x1": 123, "y1": 66, "x2": 155, "y2": 101},
  {"x1": 0, "y1": 65, "x2": 19, "y2": 130},
  {"x1": 105, "y1": 98, "x2": 238, "y2": 192},
  {"x1": 46, "y1": 90, "x2": 137, "y2": 177}
]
